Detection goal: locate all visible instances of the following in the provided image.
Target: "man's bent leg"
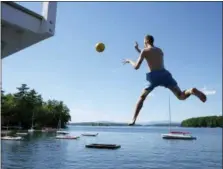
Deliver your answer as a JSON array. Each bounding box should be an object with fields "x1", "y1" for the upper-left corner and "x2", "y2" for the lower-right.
[
  {"x1": 184, "y1": 88, "x2": 207, "y2": 102},
  {"x1": 129, "y1": 89, "x2": 152, "y2": 126},
  {"x1": 163, "y1": 71, "x2": 206, "y2": 102},
  {"x1": 168, "y1": 86, "x2": 190, "y2": 100},
  {"x1": 168, "y1": 86, "x2": 207, "y2": 102}
]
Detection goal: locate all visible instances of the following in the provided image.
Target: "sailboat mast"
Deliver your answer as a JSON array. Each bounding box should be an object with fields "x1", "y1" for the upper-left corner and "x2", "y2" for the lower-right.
[
  {"x1": 31, "y1": 112, "x2": 34, "y2": 128},
  {"x1": 169, "y1": 95, "x2": 172, "y2": 132}
]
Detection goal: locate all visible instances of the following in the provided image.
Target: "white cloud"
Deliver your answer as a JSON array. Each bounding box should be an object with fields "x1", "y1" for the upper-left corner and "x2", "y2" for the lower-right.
[
  {"x1": 111, "y1": 67, "x2": 122, "y2": 73},
  {"x1": 201, "y1": 86, "x2": 216, "y2": 95}
]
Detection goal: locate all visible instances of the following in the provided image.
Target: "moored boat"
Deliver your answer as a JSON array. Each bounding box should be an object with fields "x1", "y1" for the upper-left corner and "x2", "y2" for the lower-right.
[
  {"x1": 2, "y1": 136, "x2": 23, "y2": 140},
  {"x1": 82, "y1": 133, "x2": 98, "y2": 137},
  {"x1": 56, "y1": 135, "x2": 79, "y2": 139},
  {"x1": 162, "y1": 132, "x2": 196, "y2": 140},
  {"x1": 16, "y1": 132, "x2": 28, "y2": 136},
  {"x1": 56, "y1": 130, "x2": 69, "y2": 135},
  {"x1": 161, "y1": 96, "x2": 197, "y2": 140},
  {"x1": 85, "y1": 144, "x2": 121, "y2": 149}
]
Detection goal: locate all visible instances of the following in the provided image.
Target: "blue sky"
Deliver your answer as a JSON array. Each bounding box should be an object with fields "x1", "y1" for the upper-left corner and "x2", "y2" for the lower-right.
[{"x1": 2, "y1": 2, "x2": 222, "y2": 123}]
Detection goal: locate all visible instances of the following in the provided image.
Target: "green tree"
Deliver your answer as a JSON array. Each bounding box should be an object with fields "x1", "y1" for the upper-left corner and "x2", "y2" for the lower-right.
[
  {"x1": 181, "y1": 116, "x2": 223, "y2": 128},
  {"x1": 1, "y1": 84, "x2": 71, "y2": 129}
]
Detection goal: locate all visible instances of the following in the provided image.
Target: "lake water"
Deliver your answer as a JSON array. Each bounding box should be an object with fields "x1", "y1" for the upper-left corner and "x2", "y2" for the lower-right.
[{"x1": 2, "y1": 126, "x2": 222, "y2": 169}]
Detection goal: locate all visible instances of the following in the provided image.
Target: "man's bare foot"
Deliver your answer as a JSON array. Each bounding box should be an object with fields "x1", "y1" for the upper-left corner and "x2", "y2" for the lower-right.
[
  {"x1": 192, "y1": 88, "x2": 207, "y2": 102},
  {"x1": 128, "y1": 121, "x2": 135, "y2": 126}
]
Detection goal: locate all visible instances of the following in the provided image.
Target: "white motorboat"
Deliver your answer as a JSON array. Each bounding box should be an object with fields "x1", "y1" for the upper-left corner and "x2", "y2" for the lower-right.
[
  {"x1": 2, "y1": 136, "x2": 23, "y2": 140},
  {"x1": 56, "y1": 135, "x2": 79, "y2": 139}
]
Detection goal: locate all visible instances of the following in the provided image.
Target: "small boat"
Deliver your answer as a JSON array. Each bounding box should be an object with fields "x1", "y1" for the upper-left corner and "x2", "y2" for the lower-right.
[
  {"x1": 28, "y1": 112, "x2": 35, "y2": 133},
  {"x1": 28, "y1": 128, "x2": 34, "y2": 133},
  {"x1": 56, "y1": 130, "x2": 69, "y2": 135},
  {"x1": 1, "y1": 136, "x2": 23, "y2": 140},
  {"x1": 161, "y1": 96, "x2": 197, "y2": 140},
  {"x1": 41, "y1": 129, "x2": 47, "y2": 132},
  {"x1": 16, "y1": 132, "x2": 28, "y2": 136},
  {"x1": 2, "y1": 124, "x2": 23, "y2": 140},
  {"x1": 82, "y1": 133, "x2": 98, "y2": 137},
  {"x1": 56, "y1": 119, "x2": 69, "y2": 135},
  {"x1": 42, "y1": 128, "x2": 57, "y2": 132},
  {"x1": 56, "y1": 135, "x2": 80, "y2": 139},
  {"x1": 162, "y1": 132, "x2": 196, "y2": 140},
  {"x1": 1, "y1": 130, "x2": 12, "y2": 136},
  {"x1": 85, "y1": 144, "x2": 121, "y2": 150}
]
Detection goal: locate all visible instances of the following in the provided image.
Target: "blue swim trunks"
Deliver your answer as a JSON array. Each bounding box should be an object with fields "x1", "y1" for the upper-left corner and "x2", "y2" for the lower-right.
[{"x1": 145, "y1": 69, "x2": 177, "y2": 91}]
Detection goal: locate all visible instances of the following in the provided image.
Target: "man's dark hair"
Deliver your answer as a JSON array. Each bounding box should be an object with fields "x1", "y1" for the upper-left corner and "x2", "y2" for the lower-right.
[{"x1": 145, "y1": 35, "x2": 154, "y2": 45}]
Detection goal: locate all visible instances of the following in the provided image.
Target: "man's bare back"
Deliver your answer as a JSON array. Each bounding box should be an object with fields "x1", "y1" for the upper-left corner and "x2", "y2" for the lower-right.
[
  {"x1": 143, "y1": 46, "x2": 164, "y2": 72},
  {"x1": 123, "y1": 34, "x2": 207, "y2": 126}
]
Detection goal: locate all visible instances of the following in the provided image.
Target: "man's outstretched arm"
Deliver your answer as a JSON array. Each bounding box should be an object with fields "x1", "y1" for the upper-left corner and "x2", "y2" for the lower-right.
[
  {"x1": 135, "y1": 42, "x2": 141, "y2": 53},
  {"x1": 123, "y1": 50, "x2": 145, "y2": 70}
]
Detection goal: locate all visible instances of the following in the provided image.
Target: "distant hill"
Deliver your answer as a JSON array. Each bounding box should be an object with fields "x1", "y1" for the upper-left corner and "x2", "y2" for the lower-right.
[
  {"x1": 143, "y1": 122, "x2": 181, "y2": 127},
  {"x1": 69, "y1": 121, "x2": 140, "y2": 126},
  {"x1": 69, "y1": 121, "x2": 181, "y2": 127},
  {"x1": 141, "y1": 121, "x2": 181, "y2": 127}
]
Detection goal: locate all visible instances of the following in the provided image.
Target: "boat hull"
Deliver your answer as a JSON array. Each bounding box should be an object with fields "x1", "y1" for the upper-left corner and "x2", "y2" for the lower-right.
[
  {"x1": 56, "y1": 131, "x2": 69, "y2": 135},
  {"x1": 82, "y1": 133, "x2": 98, "y2": 137},
  {"x1": 85, "y1": 144, "x2": 121, "y2": 149},
  {"x1": 56, "y1": 135, "x2": 79, "y2": 139},
  {"x1": 28, "y1": 129, "x2": 34, "y2": 132},
  {"x1": 1, "y1": 136, "x2": 23, "y2": 140},
  {"x1": 161, "y1": 134, "x2": 196, "y2": 140},
  {"x1": 16, "y1": 133, "x2": 28, "y2": 136}
]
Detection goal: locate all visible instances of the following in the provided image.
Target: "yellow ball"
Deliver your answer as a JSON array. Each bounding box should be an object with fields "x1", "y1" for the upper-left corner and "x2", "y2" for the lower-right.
[{"x1": 95, "y1": 42, "x2": 105, "y2": 52}]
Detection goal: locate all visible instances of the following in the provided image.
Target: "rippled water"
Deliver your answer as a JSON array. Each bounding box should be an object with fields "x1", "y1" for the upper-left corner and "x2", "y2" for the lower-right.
[{"x1": 2, "y1": 126, "x2": 222, "y2": 169}]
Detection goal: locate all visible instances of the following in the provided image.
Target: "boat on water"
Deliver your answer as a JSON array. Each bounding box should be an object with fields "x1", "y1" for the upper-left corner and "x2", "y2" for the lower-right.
[
  {"x1": 56, "y1": 119, "x2": 69, "y2": 135},
  {"x1": 162, "y1": 132, "x2": 196, "y2": 140},
  {"x1": 2, "y1": 123, "x2": 23, "y2": 140},
  {"x1": 28, "y1": 112, "x2": 35, "y2": 133},
  {"x1": 85, "y1": 144, "x2": 121, "y2": 150},
  {"x1": 56, "y1": 135, "x2": 80, "y2": 139},
  {"x1": 161, "y1": 96, "x2": 197, "y2": 140},
  {"x1": 28, "y1": 128, "x2": 35, "y2": 133},
  {"x1": 82, "y1": 133, "x2": 98, "y2": 137},
  {"x1": 56, "y1": 130, "x2": 69, "y2": 135},
  {"x1": 16, "y1": 132, "x2": 28, "y2": 136},
  {"x1": 1, "y1": 136, "x2": 23, "y2": 140},
  {"x1": 42, "y1": 127, "x2": 57, "y2": 132}
]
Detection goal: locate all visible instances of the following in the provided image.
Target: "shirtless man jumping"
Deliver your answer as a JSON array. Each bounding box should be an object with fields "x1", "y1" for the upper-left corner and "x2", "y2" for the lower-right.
[{"x1": 123, "y1": 35, "x2": 207, "y2": 126}]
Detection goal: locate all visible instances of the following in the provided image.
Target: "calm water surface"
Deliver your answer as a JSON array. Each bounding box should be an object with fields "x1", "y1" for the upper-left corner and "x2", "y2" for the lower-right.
[{"x1": 2, "y1": 126, "x2": 222, "y2": 169}]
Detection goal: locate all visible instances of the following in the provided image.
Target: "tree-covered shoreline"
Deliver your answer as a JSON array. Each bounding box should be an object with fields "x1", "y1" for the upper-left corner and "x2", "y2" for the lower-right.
[
  {"x1": 2, "y1": 85, "x2": 221, "y2": 130},
  {"x1": 1, "y1": 84, "x2": 71, "y2": 130},
  {"x1": 181, "y1": 115, "x2": 223, "y2": 128}
]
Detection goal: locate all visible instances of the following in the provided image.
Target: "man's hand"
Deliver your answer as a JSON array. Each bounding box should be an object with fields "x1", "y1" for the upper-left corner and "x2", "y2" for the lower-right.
[
  {"x1": 134, "y1": 41, "x2": 139, "y2": 49},
  {"x1": 134, "y1": 41, "x2": 141, "y2": 53}
]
